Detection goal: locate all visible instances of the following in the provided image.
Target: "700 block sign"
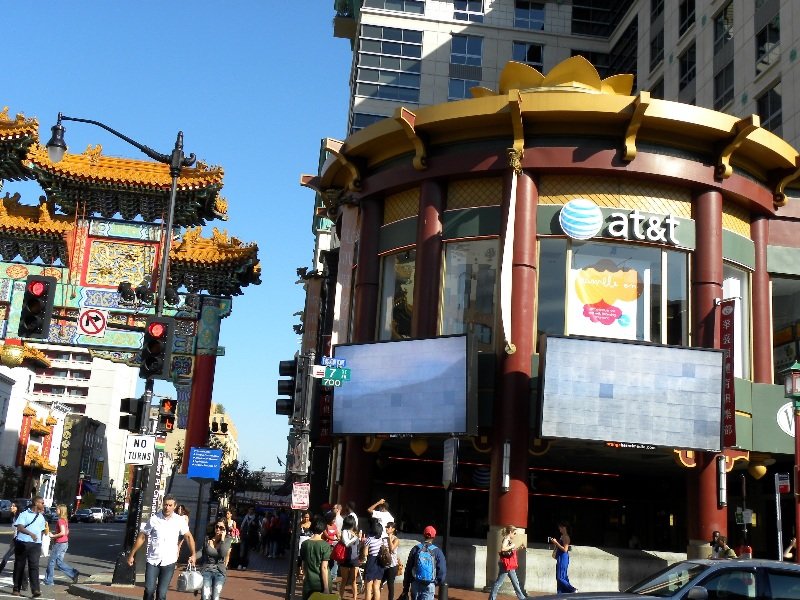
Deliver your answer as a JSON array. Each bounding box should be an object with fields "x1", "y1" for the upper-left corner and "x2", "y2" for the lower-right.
[{"x1": 322, "y1": 367, "x2": 351, "y2": 387}]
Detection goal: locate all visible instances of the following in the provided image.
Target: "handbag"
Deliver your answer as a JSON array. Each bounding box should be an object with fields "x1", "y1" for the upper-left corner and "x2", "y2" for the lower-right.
[
  {"x1": 176, "y1": 564, "x2": 203, "y2": 592},
  {"x1": 500, "y1": 549, "x2": 518, "y2": 571},
  {"x1": 332, "y1": 540, "x2": 347, "y2": 563},
  {"x1": 378, "y1": 539, "x2": 392, "y2": 568},
  {"x1": 40, "y1": 532, "x2": 50, "y2": 558}
]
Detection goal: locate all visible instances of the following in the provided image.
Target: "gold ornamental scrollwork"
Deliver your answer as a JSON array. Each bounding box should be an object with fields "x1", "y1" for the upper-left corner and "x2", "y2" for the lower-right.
[{"x1": 507, "y1": 148, "x2": 523, "y2": 175}]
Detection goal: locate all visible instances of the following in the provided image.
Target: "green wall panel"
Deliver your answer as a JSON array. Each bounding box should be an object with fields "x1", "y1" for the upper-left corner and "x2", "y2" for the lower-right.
[
  {"x1": 767, "y1": 245, "x2": 800, "y2": 276},
  {"x1": 722, "y1": 230, "x2": 755, "y2": 269},
  {"x1": 443, "y1": 206, "x2": 501, "y2": 239},
  {"x1": 752, "y1": 382, "x2": 794, "y2": 455},
  {"x1": 378, "y1": 217, "x2": 417, "y2": 253}
]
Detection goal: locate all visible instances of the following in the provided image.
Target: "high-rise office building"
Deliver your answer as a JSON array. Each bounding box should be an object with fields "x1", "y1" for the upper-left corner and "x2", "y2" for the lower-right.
[{"x1": 333, "y1": 1, "x2": 788, "y2": 143}]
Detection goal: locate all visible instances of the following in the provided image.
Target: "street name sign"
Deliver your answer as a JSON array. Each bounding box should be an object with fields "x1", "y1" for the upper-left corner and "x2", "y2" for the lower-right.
[
  {"x1": 325, "y1": 367, "x2": 351, "y2": 381},
  {"x1": 124, "y1": 435, "x2": 156, "y2": 465}
]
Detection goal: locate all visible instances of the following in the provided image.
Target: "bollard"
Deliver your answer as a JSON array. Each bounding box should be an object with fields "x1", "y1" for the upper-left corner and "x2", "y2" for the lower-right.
[{"x1": 439, "y1": 582, "x2": 448, "y2": 600}]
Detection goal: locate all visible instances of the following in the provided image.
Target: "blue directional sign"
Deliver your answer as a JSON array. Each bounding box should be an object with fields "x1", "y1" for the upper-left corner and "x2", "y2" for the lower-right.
[{"x1": 187, "y1": 447, "x2": 223, "y2": 481}]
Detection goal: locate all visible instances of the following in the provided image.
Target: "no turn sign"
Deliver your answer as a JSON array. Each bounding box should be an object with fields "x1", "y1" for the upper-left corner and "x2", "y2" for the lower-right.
[{"x1": 78, "y1": 308, "x2": 108, "y2": 338}]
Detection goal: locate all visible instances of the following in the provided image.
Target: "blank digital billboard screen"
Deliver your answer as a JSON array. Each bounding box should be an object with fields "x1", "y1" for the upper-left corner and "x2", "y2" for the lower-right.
[
  {"x1": 539, "y1": 336, "x2": 724, "y2": 451},
  {"x1": 332, "y1": 335, "x2": 475, "y2": 435}
]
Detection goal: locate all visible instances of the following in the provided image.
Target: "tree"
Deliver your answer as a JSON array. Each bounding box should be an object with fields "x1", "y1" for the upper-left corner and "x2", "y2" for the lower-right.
[
  {"x1": 0, "y1": 466, "x2": 20, "y2": 499},
  {"x1": 211, "y1": 458, "x2": 265, "y2": 504}
]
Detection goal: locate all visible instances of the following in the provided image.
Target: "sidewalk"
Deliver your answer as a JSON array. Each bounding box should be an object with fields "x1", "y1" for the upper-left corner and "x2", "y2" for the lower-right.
[{"x1": 67, "y1": 552, "x2": 538, "y2": 600}]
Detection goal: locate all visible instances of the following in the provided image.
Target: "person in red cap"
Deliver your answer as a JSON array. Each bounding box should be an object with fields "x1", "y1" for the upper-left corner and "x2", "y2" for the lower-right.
[{"x1": 400, "y1": 526, "x2": 446, "y2": 600}]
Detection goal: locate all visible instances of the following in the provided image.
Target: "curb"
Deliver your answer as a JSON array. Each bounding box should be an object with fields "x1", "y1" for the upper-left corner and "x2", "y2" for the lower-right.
[{"x1": 67, "y1": 584, "x2": 138, "y2": 600}]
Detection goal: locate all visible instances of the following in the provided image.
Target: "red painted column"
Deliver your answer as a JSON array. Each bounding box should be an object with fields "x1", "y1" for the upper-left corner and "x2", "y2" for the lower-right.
[
  {"x1": 412, "y1": 180, "x2": 444, "y2": 337},
  {"x1": 490, "y1": 170, "x2": 537, "y2": 525},
  {"x1": 750, "y1": 216, "x2": 772, "y2": 383},
  {"x1": 181, "y1": 297, "x2": 225, "y2": 471},
  {"x1": 689, "y1": 189, "x2": 726, "y2": 554},
  {"x1": 338, "y1": 198, "x2": 382, "y2": 509}
]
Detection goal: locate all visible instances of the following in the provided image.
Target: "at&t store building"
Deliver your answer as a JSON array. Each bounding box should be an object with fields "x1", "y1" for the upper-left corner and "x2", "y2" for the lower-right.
[{"x1": 301, "y1": 57, "x2": 800, "y2": 572}]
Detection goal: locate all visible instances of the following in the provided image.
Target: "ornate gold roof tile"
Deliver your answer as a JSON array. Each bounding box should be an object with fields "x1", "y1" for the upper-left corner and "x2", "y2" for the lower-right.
[
  {"x1": 172, "y1": 226, "x2": 258, "y2": 266},
  {"x1": 26, "y1": 143, "x2": 224, "y2": 191},
  {"x1": 0, "y1": 193, "x2": 74, "y2": 236},
  {"x1": 0, "y1": 107, "x2": 38, "y2": 141}
]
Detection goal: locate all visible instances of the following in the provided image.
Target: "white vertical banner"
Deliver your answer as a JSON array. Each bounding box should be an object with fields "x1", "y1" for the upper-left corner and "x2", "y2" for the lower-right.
[
  {"x1": 331, "y1": 204, "x2": 359, "y2": 347},
  {"x1": 500, "y1": 171, "x2": 517, "y2": 354}
]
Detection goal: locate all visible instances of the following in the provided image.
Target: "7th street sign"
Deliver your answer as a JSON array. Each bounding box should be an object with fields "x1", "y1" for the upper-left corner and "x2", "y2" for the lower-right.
[{"x1": 322, "y1": 367, "x2": 351, "y2": 388}]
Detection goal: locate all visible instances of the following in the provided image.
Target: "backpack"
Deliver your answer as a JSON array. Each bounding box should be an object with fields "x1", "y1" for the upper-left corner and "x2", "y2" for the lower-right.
[
  {"x1": 412, "y1": 542, "x2": 437, "y2": 582},
  {"x1": 378, "y1": 538, "x2": 392, "y2": 567}
]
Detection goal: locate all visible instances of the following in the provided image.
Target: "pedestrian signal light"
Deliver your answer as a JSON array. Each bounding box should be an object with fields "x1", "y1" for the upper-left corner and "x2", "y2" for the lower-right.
[
  {"x1": 139, "y1": 317, "x2": 174, "y2": 380},
  {"x1": 158, "y1": 397, "x2": 176, "y2": 433},
  {"x1": 276, "y1": 357, "x2": 298, "y2": 417},
  {"x1": 119, "y1": 397, "x2": 145, "y2": 433},
  {"x1": 18, "y1": 275, "x2": 57, "y2": 339}
]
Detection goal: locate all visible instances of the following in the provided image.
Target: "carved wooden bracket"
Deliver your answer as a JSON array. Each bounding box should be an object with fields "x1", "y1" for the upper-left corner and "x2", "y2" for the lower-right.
[
  {"x1": 324, "y1": 137, "x2": 361, "y2": 191},
  {"x1": 623, "y1": 90, "x2": 650, "y2": 162},
  {"x1": 716, "y1": 114, "x2": 760, "y2": 180},
  {"x1": 396, "y1": 107, "x2": 427, "y2": 170}
]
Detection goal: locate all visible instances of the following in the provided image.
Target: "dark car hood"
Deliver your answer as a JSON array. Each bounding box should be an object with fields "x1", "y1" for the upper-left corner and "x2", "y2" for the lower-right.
[{"x1": 536, "y1": 594, "x2": 656, "y2": 600}]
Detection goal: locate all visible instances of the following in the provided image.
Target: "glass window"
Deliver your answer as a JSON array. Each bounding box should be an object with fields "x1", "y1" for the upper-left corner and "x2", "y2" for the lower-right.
[
  {"x1": 651, "y1": 0, "x2": 664, "y2": 22},
  {"x1": 714, "y1": 2, "x2": 733, "y2": 54},
  {"x1": 755, "y1": 14, "x2": 780, "y2": 76},
  {"x1": 771, "y1": 277, "x2": 800, "y2": 384},
  {"x1": 650, "y1": 30, "x2": 664, "y2": 71},
  {"x1": 571, "y1": 50, "x2": 610, "y2": 77},
  {"x1": 378, "y1": 250, "x2": 416, "y2": 341},
  {"x1": 714, "y1": 61, "x2": 734, "y2": 109},
  {"x1": 766, "y1": 568, "x2": 800, "y2": 599},
  {"x1": 650, "y1": 78, "x2": 664, "y2": 99},
  {"x1": 358, "y1": 26, "x2": 423, "y2": 103},
  {"x1": 757, "y1": 82, "x2": 782, "y2": 134},
  {"x1": 678, "y1": 0, "x2": 695, "y2": 36},
  {"x1": 665, "y1": 250, "x2": 688, "y2": 345},
  {"x1": 699, "y1": 569, "x2": 756, "y2": 599},
  {"x1": 363, "y1": 0, "x2": 425, "y2": 13},
  {"x1": 679, "y1": 43, "x2": 696, "y2": 91},
  {"x1": 568, "y1": 242, "x2": 662, "y2": 342},
  {"x1": 454, "y1": 0, "x2": 483, "y2": 22},
  {"x1": 512, "y1": 41, "x2": 543, "y2": 70},
  {"x1": 451, "y1": 35, "x2": 483, "y2": 67},
  {"x1": 723, "y1": 264, "x2": 750, "y2": 379},
  {"x1": 351, "y1": 113, "x2": 386, "y2": 134},
  {"x1": 537, "y1": 238, "x2": 568, "y2": 339},
  {"x1": 515, "y1": 1, "x2": 545, "y2": 30},
  {"x1": 448, "y1": 78, "x2": 480, "y2": 101},
  {"x1": 440, "y1": 240, "x2": 499, "y2": 352}
]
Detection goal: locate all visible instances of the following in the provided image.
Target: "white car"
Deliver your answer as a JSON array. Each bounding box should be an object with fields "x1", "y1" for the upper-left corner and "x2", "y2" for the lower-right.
[{"x1": 88, "y1": 507, "x2": 105, "y2": 522}]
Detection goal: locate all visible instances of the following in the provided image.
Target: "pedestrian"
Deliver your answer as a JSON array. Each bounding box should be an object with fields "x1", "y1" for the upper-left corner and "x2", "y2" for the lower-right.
[
  {"x1": 338, "y1": 514, "x2": 361, "y2": 600},
  {"x1": 176, "y1": 505, "x2": 191, "y2": 562},
  {"x1": 0, "y1": 502, "x2": 19, "y2": 573},
  {"x1": 366, "y1": 498, "x2": 394, "y2": 538},
  {"x1": 324, "y1": 510, "x2": 341, "y2": 589},
  {"x1": 549, "y1": 522, "x2": 576, "y2": 594},
  {"x1": 710, "y1": 534, "x2": 737, "y2": 559},
  {"x1": 300, "y1": 516, "x2": 331, "y2": 600},
  {"x1": 12, "y1": 495, "x2": 47, "y2": 597},
  {"x1": 362, "y1": 518, "x2": 387, "y2": 600},
  {"x1": 400, "y1": 525, "x2": 446, "y2": 600},
  {"x1": 268, "y1": 511, "x2": 281, "y2": 558},
  {"x1": 127, "y1": 494, "x2": 196, "y2": 600},
  {"x1": 261, "y1": 512, "x2": 272, "y2": 556},
  {"x1": 488, "y1": 525, "x2": 526, "y2": 600},
  {"x1": 238, "y1": 506, "x2": 260, "y2": 570},
  {"x1": 43, "y1": 504, "x2": 80, "y2": 586},
  {"x1": 226, "y1": 513, "x2": 241, "y2": 572},
  {"x1": 343, "y1": 500, "x2": 359, "y2": 530},
  {"x1": 381, "y1": 522, "x2": 401, "y2": 600},
  {"x1": 297, "y1": 511, "x2": 313, "y2": 582},
  {"x1": 784, "y1": 537, "x2": 796, "y2": 560},
  {"x1": 333, "y1": 504, "x2": 344, "y2": 535},
  {"x1": 200, "y1": 519, "x2": 232, "y2": 600}
]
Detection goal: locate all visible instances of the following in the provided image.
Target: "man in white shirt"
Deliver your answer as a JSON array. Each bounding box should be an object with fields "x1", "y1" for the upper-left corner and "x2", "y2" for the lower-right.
[
  {"x1": 13, "y1": 496, "x2": 46, "y2": 597},
  {"x1": 366, "y1": 498, "x2": 394, "y2": 538},
  {"x1": 127, "y1": 494, "x2": 196, "y2": 600}
]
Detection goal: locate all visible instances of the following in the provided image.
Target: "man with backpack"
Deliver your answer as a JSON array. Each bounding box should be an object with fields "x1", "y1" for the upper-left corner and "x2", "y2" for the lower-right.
[{"x1": 401, "y1": 526, "x2": 447, "y2": 600}]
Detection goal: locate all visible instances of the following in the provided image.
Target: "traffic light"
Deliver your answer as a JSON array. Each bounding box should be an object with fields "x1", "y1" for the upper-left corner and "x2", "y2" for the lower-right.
[
  {"x1": 119, "y1": 397, "x2": 145, "y2": 433},
  {"x1": 18, "y1": 275, "x2": 57, "y2": 339},
  {"x1": 276, "y1": 357, "x2": 299, "y2": 417},
  {"x1": 158, "y1": 398, "x2": 176, "y2": 433},
  {"x1": 139, "y1": 317, "x2": 174, "y2": 380}
]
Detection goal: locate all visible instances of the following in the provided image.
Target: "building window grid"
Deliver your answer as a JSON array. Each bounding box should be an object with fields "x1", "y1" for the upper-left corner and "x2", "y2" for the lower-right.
[
  {"x1": 451, "y1": 34, "x2": 483, "y2": 67},
  {"x1": 608, "y1": 19, "x2": 638, "y2": 85},
  {"x1": 362, "y1": 0, "x2": 425, "y2": 14},
  {"x1": 713, "y1": 2, "x2": 734, "y2": 54},
  {"x1": 454, "y1": 0, "x2": 484, "y2": 23},
  {"x1": 714, "y1": 61, "x2": 734, "y2": 109},
  {"x1": 514, "y1": 1, "x2": 545, "y2": 31},
  {"x1": 678, "y1": 0, "x2": 695, "y2": 37},
  {"x1": 650, "y1": 78, "x2": 664, "y2": 99},
  {"x1": 351, "y1": 113, "x2": 386, "y2": 134},
  {"x1": 757, "y1": 83, "x2": 782, "y2": 134},
  {"x1": 755, "y1": 15, "x2": 780, "y2": 76},
  {"x1": 679, "y1": 44, "x2": 696, "y2": 91},
  {"x1": 513, "y1": 41, "x2": 544, "y2": 71},
  {"x1": 571, "y1": 50, "x2": 610, "y2": 78},
  {"x1": 650, "y1": 30, "x2": 664, "y2": 71},
  {"x1": 448, "y1": 78, "x2": 480, "y2": 101},
  {"x1": 357, "y1": 25, "x2": 423, "y2": 103},
  {"x1": 651, "y1": 0, "x2": 664, "y2": 22},
  {"x1": 572, "y1": 1, "x2": 613, "y2": 38}
]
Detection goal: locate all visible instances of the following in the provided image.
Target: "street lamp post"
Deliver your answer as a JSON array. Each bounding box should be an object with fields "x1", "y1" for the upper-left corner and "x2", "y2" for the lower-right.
[
  {"x1": 75, "y1": 470, "x2": 85, "y2": 513},
  {"x1": 783, "y1": 360, "x2": 800, "y2": 564},
  {"x1": 46, "y1": 114, "x2": 196, "y2": 582}
]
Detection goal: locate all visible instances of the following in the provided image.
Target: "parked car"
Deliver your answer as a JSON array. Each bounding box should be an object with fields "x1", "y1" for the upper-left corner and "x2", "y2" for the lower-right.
[
  {"x1": 71, "y1": 508, "x2": 93, "y2": 523},
  {"x1": 43, "y1": 507, "x2": 60, "y2": 527},
  {"x1": 114, "y1": 511, "x2": 128, "y2": 523},
  {"x1": 87, "y1": 507, "x2": 106, "y2": 523},
  {"x1": 102, "y1": 508, "x2": 114, "y2": 522},
  {"x1": 537, "y1": 558, "x2": 800, "y2": 599},
  {"x1": 0, "y1": 500, "x2": 12, "y2": 523}
]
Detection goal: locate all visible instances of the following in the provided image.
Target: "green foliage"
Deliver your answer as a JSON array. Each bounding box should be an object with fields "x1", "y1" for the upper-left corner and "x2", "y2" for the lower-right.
[
  {"x1": 211, "y1": 458, "x2": 265, "y2": 502},
  {"x1": 0, "y1": 466, "x2": 20, "y2": 499}
]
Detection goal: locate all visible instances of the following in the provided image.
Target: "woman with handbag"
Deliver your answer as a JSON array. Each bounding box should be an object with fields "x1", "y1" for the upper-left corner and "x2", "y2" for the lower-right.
[
  {"x1": 200, "y1": 519, "x2": 232, "y2": 600},
  {"x1": 488, "y1": 525, "x2": 527, "y2": 600},
  {"x1": 362, "y1": 518, "x2": 386, "y2": 600},
  {"x1": 380, "y1": 522, "x2": 400, "y2": 600},
  {"x1": 338, "y1": 514, "x2": 361, "y2": 600},
  {"x1": 43, "y1": 505, "x2": 80, "y2": 586}
]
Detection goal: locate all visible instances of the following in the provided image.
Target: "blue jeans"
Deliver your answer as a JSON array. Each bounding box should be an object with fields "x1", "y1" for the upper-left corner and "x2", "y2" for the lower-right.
[
  {"x1": 44, "y1": 541, "x2": 78, "y2": 584},
  {"x1": 144, "y1": 561, "x2": 177, "y2": 600},
  {"x1": 489, "y1": 566, "x2": 525, "y2": 600},
  {"x1": 201, "y1": 569, "x2": 226, "y2": 600},
  {"x1": 410, "y1": 580, "x2": 435, "y2": 600}
]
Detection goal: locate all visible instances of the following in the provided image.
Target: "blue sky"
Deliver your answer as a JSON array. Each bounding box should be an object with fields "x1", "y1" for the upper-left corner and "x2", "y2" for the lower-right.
[{"x1": 3, "y1": 2, "x2": 352, "y2": 472}]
